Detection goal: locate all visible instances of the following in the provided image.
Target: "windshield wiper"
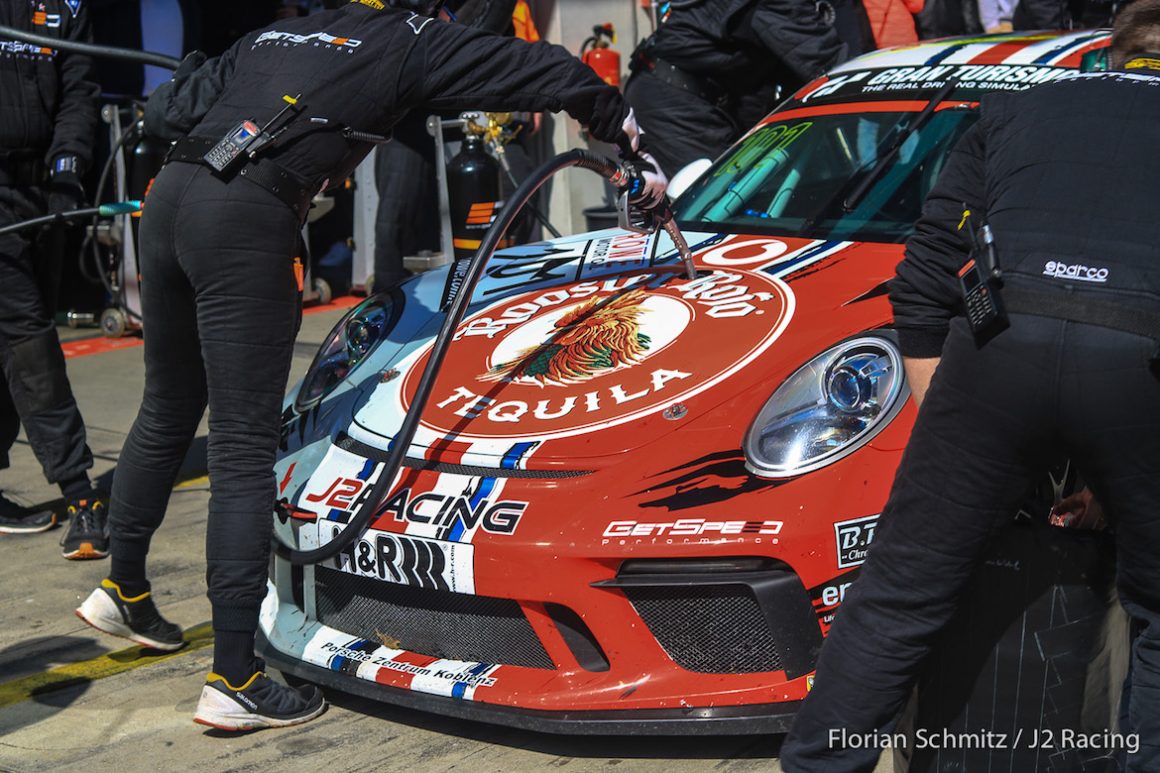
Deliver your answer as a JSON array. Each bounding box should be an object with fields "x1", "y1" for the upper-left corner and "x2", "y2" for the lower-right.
[{"x1": 802, "y1": 78, "x2": 961, "y2": 236}]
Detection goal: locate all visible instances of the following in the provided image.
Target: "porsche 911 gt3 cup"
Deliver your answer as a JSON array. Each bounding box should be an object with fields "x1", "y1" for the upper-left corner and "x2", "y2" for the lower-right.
[{"x1": 259, "y1": 30, "x2": 1111, "y2": 734}]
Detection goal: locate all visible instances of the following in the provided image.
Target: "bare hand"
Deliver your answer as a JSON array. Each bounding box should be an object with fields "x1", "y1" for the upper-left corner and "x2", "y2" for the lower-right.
[{"x1": 1050, "y1": 487, "x2": 1106, "y2": 531}]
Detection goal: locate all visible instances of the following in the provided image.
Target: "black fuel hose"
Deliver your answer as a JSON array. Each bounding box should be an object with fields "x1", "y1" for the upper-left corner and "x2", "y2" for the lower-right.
[
  {"x1": 275, "y1": 149, "x2": 625, "y2": 565},
  {"x1": 0, "y1": 201, "x2": 142, "y2": 238},
  {"x1": 0, "y1": 24, "x2": 181, "y2": 70}
]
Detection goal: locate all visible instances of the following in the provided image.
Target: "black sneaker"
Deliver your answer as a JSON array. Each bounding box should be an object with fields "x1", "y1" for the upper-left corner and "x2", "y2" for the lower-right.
[
  {"x1": 75, "y1": 578, "x2": 186, "y2": 651},
  {"x1": 60, "y1": 498, "x2": 108, "y2": 560},
  {"x1": 0, "y1": 493, "x2": 57, "y2": 534},
  {"x1": 194, "y1": 660, "x2": 326, "y2": 731}
]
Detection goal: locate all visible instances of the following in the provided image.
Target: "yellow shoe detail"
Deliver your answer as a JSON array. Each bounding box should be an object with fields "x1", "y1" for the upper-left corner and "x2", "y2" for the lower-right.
[
  {"x1": 101, "y1": 578, "x2": 151, "y2": 603},
  {"x1": 206, "y1": 671, "x2": 263, "y2": 692}
]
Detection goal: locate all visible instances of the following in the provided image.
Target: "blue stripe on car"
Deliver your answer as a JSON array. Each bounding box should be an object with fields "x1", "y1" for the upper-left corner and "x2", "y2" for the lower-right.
[
  {"x1": 451, "y1": 662, "x2": 494, "y2": 700},
  {"x1": 1032, "y1": 31, "x2": 1104, "y2": 64}
]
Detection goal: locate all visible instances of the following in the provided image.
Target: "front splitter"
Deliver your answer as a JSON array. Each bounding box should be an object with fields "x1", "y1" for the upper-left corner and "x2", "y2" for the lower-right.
[{"x1": 258, "y1": 631, "x2": 800, "y2": 736}]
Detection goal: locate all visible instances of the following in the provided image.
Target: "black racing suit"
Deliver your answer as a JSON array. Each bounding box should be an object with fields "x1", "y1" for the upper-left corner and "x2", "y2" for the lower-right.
[
  {"x1": 781, "y1": 63, "x2": 1160, "y2": 772},
  {"x1": 625, "y1": 0, "x2": 847, "y2": 177},
  {"x1": 116, "y1": 3, "x2": 640, "y2": 639},
  {"x1": 0, "y1": 1, "x2": 99, "y2": 487},
  {"x1": 370, "y1": 0, "x2": 517, "y2": 292}
]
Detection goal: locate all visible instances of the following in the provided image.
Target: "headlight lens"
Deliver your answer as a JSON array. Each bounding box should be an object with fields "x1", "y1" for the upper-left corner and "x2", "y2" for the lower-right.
[
  {"x1": 744, "y1": 336, "x2": 907, "y2": 478},
  {"x1": 295, "y1": 296, "x2": 394, "y2": 412}
]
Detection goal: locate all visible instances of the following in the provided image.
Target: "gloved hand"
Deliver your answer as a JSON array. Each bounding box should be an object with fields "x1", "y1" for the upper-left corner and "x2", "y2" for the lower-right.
[
  {"x1": 621, "y1": 108, "x2": 643, "y2": 153},
  {"x1": 48, "y1": 157, "x2": 86, "y2": 214},
  {"x1": 622, "y1": 150, "x2": 668, "y2": 211}
]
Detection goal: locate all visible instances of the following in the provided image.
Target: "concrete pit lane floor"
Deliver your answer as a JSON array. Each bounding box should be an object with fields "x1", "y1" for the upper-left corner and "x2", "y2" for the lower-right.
[{"x1": 0, "y1": 298, "x2": 891, "y2": 773}]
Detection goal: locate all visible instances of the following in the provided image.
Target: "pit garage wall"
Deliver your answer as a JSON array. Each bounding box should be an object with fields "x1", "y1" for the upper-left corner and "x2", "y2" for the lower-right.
[{"x1": 531, "y1": 0, "x2": 657, "y2": 234}]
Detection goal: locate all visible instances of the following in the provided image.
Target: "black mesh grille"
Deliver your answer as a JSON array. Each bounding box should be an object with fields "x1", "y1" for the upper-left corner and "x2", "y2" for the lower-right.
[
  {"x1": 626, "y1": 585, "x2": 782, "y2": 674},
  {"x1": 314, "y1": 567, "x2": 554, "y2": 670}
]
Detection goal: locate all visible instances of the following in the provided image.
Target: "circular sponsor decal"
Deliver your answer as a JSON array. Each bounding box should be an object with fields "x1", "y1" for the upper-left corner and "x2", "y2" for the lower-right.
[
  {"x1": 701, "y1": 237, "x2": 789, "y2": 267},
  {"x1": 401, "y1": 269, "x2": 795, "y2": 440}
]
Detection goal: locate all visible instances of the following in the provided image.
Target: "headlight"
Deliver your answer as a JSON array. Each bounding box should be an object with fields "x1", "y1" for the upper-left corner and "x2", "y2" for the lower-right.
[
  {"x1": 295, "y1": 296, "x2": 395, "y2": 412},
  {"x1": 744, "y1": 336, "x2": 907, "y2": 478}
]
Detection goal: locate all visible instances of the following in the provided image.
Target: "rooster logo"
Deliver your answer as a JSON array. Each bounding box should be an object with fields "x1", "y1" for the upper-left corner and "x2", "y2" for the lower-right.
[{"x1": 482, "y1": 289, "x2": 653, "y2": 386}]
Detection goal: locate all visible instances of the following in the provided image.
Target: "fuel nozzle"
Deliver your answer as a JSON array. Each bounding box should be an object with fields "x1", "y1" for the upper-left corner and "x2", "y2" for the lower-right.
[{"x1": 612, "y1": 163, "x2": 697, "y2": 280}]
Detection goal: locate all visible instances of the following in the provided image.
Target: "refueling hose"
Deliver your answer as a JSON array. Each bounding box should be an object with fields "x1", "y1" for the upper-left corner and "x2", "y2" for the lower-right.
[
  {"x1": 0, "y1": 24, "x2": 182, "y2": 69},
  {"x1": 0, "y1": 201, "x2": 142, "y2": 238},
  {"x1": 274, "y1": 149, "x2": 694, "y2": 565}
]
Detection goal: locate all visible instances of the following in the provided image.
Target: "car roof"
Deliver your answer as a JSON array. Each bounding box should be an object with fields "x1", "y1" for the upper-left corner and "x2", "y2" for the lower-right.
[
  {"x1": 778, "y1": 30, "x2": 1112, "y2": 110},
  {"x1": 830, "y1": 29, "x2": 1111, "y2": 74}
]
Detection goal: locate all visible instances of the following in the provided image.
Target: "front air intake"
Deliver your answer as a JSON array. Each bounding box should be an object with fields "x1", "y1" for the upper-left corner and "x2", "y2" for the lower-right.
[
  {"x1": 594, "y1": 558, "x2": 822, "y2": 678},
  {"x1": 314, "y1": 567, "x2": 555, "y2": 670}
]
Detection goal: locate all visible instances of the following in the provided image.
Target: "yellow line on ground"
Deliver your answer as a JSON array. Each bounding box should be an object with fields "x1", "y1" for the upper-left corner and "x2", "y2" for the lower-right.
[
  {"x1": 0, "y1": 621, "x2": 214, "y2": 710},
  {"x1": 174, "y1": 474, "x2": 210, "y2": 490}
]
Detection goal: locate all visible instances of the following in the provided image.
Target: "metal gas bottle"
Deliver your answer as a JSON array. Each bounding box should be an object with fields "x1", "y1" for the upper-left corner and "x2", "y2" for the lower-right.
[
  {"x1": 446, "y1": 134, "x2": 503, "y2": 261},
  {"x1": 129, "y1": 132, "x2": 167, "y2": 201}
]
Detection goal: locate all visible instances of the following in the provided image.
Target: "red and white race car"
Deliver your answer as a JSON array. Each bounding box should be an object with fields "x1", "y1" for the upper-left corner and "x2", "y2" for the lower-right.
[{"x1": 260, "y1": 30, "x2": 1111, "y2": 734}]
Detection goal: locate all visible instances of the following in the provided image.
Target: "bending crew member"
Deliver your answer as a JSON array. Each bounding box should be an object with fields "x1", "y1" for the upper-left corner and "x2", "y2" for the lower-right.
[{"x1": 74, "y1": 0, "x2": 665, "y2": 732}]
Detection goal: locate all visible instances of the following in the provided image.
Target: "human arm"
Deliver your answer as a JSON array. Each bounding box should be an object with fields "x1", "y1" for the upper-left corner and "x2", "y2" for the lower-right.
[
  {"x1": 48, "y1": 0, "x2": 101, "y2": 175},
  {"x1": 1050, "y1": 488, "x2": 1106, "y2": 530},
  {"x1": 751, "y1": 0, "x2": 849, "y2": 82},
  {"x1": 398, "y1": 22, "x2": 634, "y2": 152},
  {"x1": 904, "y1": 357, "x2": 940, "y2": 408},
  {"x1": 977, "y1": 0, "x2": 1016, "y2": 32},
  {"x1": 889, "y1": 117, "x2": 988, "y2": 384},
  {"x1": 143, "y1": 45, "x2": 239, "y2": 141}
]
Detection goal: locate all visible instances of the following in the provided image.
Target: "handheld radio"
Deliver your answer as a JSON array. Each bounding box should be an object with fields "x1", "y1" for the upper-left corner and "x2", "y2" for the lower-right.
[
  {"x1": 204, "y1": 94, "x2": 305, "y2": 178},
  {"x1": 958, "y1": 207, "x2": 1009, "y2": 347}
]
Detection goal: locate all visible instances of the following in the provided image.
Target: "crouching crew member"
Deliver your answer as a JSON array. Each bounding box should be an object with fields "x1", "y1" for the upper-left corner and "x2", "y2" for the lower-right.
[
  {"x1": 73, "y1": 0, "x2": 665, "y2": 732},
  {"x1": 0, "y1": 1, "x2": 107, "y2": 555},
  {"x1": 625, "y1": 0, "x2": 847, "y2": 178},
  {"x1": 781, "y1": 3, "x2": 1160, "y2": 770}
]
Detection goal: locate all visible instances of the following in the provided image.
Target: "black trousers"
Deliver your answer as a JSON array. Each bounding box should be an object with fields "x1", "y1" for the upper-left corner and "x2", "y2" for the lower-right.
[
  {"x1": 0, "y1": 182, "x2": 92, "y2": 483},
  {"x1": 781, "y1": 314, "x2": 1160, "y2": 772},
  {"x1": 109, "y1": 162, "x2": 301, "y2": 633},
  {"x1": 373, "y1": 113, "x2": 439, "y2": 291}
]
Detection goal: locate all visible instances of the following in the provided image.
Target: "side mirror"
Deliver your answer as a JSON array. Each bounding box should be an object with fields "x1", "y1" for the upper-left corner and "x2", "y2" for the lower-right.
[{"x1": 667, "y1": 158, "x2": 713, "y2": 199}]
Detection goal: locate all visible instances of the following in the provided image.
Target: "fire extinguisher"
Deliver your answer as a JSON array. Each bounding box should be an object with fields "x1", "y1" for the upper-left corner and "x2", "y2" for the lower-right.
[
  {"x1": 446, "y1": 133, "x2": 504, "y2": 261},
  {"x1": 580, "y1": 23, "x2": 621, "y2": 88}
]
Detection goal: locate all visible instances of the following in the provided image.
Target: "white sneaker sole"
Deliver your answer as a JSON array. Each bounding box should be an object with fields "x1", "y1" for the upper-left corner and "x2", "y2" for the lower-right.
[
  {"x1": 0, "y1": 513, "x2": 58, "y2": 534},
  {"x1": 193, "y1": 685, "x2": 326, "y2": 731},
  {"x1": 75, "y1": 587, "x2": 185, "y2": 652}
]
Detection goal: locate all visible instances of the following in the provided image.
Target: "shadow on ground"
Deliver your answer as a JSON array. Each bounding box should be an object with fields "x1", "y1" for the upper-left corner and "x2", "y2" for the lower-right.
[
  {"x1": 0, "y1": 636, "x2": 100, "y2": 730},
  {"x1": 13, "y1": 435, "x2": 211, "y2": 515},
  {"x1": 321, "y1": 689, "x2": 781, "y2": 760}
]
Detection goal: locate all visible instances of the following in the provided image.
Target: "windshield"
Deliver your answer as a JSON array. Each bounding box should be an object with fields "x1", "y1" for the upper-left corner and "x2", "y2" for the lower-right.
[{"x1": 674, "y1": 106, "x2": 978, "y2": 244}]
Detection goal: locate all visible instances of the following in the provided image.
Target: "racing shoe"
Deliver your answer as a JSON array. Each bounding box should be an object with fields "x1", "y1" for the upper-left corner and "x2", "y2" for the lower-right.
[
  {"x1": 0, "y1": 493, "x2": 57, "y2": 534},
  {"x1": 59, "y1": 498, "x2": 108, "y2": 560},
  {"x1": 75, "y1": 578, "x2": 186, "y2": 651},
  {"x1": 194, "y1": 661, "x2": 326, "y2": 731}
]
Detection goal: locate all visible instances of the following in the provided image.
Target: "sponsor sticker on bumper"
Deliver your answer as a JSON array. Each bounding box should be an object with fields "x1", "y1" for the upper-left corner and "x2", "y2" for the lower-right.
[{"x1": 326, "y1": 527, "x2": 475, "y2": 593}]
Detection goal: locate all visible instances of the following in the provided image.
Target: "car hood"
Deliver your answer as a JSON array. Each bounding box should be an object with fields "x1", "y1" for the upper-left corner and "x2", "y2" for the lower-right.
[{"x1": 347, "y1": 228, "x2": 902, "y2": 468}]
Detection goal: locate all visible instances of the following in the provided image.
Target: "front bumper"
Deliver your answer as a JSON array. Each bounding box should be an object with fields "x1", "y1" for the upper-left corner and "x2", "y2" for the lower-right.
[
  {"x1": 258, "y1": 629, "x2": 800, "y2": 735},
  {"x1": 258, "y1": 572, "x2": 809, "y2": 735}
]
